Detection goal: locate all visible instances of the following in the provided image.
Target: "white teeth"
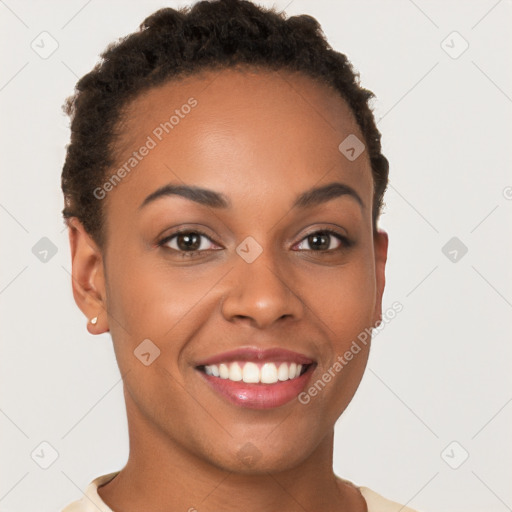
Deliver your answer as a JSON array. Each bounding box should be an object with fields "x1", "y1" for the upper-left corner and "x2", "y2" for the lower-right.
[
  {"x1": 242, "y1": 362, "x2": 260, "y2": 383},
  {"x1": 277, "y1": 362, "x2": 289, "y2": 381},
  {"x1": 228, "y1": 362, "x2": 243, "y2": 381},
  {"x1": 219, "y1": 363, "x2": 230, "y2": 379},
  {"x1": 260, "y1": 363, "x2": 278, "y2": 384},
  {"x1": 203, "y1": 361, "x2": 306, "y2": 384}
]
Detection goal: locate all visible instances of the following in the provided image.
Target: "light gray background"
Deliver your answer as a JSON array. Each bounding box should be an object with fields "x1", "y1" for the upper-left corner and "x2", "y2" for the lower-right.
[{"x1": 1, "y1": 1, "x2": 511, "y2": 511}]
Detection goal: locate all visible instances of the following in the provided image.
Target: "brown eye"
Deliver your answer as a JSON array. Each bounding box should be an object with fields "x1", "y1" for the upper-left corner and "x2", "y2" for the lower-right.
[
  {"x1": 294, "y1": 230, "x2": 348, "y2": 252},
  {"x1": 307, "y1": 232, "x2": 331, "y2": 251},
  {"x1": 159, "y1": 229, "x2": 220, "y2": 257},
  {"x1": 176, "y1": 232, "x2": 202, "y2": 251}
]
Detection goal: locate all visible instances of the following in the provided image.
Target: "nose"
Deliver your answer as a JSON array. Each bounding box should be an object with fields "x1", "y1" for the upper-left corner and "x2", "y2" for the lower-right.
[{"x1": 220, "y1": 249, "x2": 305, "y2": 329}]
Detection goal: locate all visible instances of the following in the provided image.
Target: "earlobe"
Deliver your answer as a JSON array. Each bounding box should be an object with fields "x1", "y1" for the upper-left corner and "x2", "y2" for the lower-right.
[
  {"x1": 372, "y1": 228, "x2": 389, "y2": 326},
  {"x1": 67, "y1": 218, "x2": 109, "y2": 334}
]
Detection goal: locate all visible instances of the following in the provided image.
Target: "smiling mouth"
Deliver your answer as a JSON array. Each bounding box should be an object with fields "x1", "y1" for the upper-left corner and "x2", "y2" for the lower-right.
[
  {"x1": 194, "y1": 347, "x2": 317, "y2": 408},
  {"x1": 197, "y1": 361, "x2": 313, "y2": 384}
]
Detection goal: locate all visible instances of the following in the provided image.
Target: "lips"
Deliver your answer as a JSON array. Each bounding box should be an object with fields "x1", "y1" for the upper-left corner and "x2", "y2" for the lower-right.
[{"x1": 195, "y1": 347, "x2": 316, "y2": 409}]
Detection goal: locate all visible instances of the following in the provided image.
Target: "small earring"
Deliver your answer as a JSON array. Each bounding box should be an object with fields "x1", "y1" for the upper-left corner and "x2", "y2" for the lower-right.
[{"x1": 90, "y1": 316, "x2": 98, "y2": 325}]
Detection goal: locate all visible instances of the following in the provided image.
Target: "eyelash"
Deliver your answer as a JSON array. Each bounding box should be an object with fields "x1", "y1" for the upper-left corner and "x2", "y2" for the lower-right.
[{"x1": 157, "y1": 228, "x2": 352, "y2": 259}]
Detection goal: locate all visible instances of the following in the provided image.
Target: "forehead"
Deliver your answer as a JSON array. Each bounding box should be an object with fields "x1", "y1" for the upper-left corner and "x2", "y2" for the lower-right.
[{"x1": 105, "y1": 67, "x2": 372, "y2": 223}]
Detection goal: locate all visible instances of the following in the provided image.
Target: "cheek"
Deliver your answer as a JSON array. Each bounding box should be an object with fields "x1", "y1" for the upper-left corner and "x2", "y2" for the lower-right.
[
  {"x1": 105, "y1": 246, "x2": 212, "y2": 337},
  {"x1": 103, "y1": 247, "x2": 226, "y2": 385},
  {"x1": 103, "y1": 250, "x2": 208, "y2": 414},
  {"x1": 301, "y1": 254, "x2": 377, "y2": 344},
  {"x1": 298, "y1": 252, "x2": 376, "y2": 407},
  {"x1": 298, "y1": 261, "x2": 375, "y2": 416},
  {"x1": 295, "y1": 268, "x2": 375, "y2": 428}
]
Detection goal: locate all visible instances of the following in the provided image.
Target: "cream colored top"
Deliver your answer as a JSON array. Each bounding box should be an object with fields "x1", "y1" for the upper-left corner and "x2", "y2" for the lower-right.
[{"x1": 61, "y1": 472, "x2": 419, "y2": 512}]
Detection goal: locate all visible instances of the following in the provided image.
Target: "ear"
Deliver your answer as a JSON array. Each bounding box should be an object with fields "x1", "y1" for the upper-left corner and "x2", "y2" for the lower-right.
[
  {"x1": 67, "y1": 217, "x2": 108, "y2": 335},
  {"x1": 372, "y1": 228, "x2": 388, "y2": 326}
]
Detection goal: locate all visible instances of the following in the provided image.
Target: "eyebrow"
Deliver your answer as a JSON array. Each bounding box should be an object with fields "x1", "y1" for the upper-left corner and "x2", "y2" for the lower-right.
[{"x1": 139, "y1": 181, "x2": 364, "y2": 211}]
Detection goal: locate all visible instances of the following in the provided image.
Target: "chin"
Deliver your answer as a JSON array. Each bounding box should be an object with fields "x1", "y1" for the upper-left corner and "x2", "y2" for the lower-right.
[
  {"x1": 195, "y1": 435, "x2": 317, "y2": 475},
  {"x1": 213, "y1": 451, "x2": 309, "y2": 475}
]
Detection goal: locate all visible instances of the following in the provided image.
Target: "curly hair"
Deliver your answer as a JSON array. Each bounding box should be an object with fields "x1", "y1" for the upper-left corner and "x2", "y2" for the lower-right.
[{"x1": 61, "y1": 0, "x2": 389, "y2": 249}]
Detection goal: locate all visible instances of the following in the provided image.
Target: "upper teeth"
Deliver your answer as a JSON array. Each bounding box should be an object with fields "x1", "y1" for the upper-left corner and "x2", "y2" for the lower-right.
[{"x1": 203, "y1": 361, "x2": 304, "y2": 384}]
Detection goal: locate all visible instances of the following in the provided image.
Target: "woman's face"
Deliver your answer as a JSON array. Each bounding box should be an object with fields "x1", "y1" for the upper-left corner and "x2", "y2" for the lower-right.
[{"x1": 73, "y1": 67, "x2": 387, "y2": 473}]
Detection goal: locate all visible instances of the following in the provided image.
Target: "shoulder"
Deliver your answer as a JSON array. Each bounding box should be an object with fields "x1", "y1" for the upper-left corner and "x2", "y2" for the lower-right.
[
  {"x1": 358, "y1": 485, "x2": 420, "y2": 512},
  {"x1": 336, "y1": 475, "x2": 420, "y2": 512},
  {"x1": 60, "y1": 472, "x2": 119, "y2": 512}
]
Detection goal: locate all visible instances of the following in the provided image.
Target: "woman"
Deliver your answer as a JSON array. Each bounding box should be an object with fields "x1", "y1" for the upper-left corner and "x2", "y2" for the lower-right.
[{"x1": 61, "y1": 0, "x2": 418, "y2": 510}]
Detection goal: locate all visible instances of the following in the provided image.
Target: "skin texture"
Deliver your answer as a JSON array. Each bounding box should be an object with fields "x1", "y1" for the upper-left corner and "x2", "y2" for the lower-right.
[{"x1": 68, "y1": 67, "x2": 388, "y2": 512}]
